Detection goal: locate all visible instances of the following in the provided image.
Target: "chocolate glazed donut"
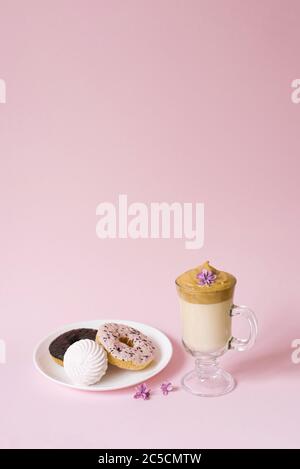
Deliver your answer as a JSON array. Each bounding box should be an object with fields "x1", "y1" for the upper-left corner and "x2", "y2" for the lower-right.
[{"x1": 49, "y1": 328, "x2": 97, "y2": 366}]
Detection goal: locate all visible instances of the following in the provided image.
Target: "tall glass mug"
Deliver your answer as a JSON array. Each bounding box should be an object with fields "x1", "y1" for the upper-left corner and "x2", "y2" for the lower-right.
[{"x1": 175, "y1": 261, "x2": 258, "y2": 397}]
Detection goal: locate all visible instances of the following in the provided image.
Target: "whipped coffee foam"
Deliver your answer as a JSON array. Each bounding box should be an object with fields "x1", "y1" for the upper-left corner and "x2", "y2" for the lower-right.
[{"x1": 176, "y1": 261, "x2": 236, "y2": 304}]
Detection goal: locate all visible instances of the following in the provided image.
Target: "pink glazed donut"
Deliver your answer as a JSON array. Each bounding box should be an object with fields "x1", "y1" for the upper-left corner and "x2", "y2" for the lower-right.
[{"x1": 96, "y1": 323, "x2": 155, "y2": 370}]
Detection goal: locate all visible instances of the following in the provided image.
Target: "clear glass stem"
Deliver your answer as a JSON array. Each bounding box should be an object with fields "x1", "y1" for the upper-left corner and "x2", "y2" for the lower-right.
[
  {"x1": 181, "y1": 355, "x2": 235, "y2": 397},
  {"x1": 195, "y1": 357, "x2": 219, "y2": 379}
]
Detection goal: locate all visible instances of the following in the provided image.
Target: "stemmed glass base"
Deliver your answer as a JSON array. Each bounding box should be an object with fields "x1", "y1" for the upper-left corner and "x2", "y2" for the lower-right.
[{"x1": 181, "y1": 357, "x2": 236, "y2": 397}]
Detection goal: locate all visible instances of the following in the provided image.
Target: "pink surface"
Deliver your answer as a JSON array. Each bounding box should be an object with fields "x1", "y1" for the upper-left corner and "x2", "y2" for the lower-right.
[{"x1": 1, "y1": 0, "x2": 300, "y2": 449}]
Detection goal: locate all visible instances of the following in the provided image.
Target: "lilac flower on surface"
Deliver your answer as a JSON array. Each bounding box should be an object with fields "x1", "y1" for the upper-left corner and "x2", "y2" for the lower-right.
[
  {"x1": 160, "y1": 382, "x2": 173, "y2": 396},
  {"x1": 196, "y1": 269, "x2": 217, "y2": 286},
  {"x1": 133, "y1": 383, "x2": 151, "y2": 400}
]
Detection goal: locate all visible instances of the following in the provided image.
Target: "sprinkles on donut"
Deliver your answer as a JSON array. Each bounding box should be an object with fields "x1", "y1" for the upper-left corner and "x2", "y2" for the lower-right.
[{"x1": 96, "y1": 323, "x2": 155, "y2": 370}]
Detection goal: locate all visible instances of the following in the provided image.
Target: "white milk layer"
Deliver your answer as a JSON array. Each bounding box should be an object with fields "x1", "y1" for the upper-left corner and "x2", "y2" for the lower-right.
[{"x1": 179, "y1": 297, "x2": 233, "y2": 353}]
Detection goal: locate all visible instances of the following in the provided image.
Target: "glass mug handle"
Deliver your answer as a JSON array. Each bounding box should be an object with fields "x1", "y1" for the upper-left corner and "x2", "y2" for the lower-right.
[{"x1": 229, "y1": 305, "x2": 258, "y2": 352}]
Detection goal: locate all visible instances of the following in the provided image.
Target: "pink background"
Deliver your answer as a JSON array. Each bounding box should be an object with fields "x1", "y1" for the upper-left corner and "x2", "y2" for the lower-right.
[{"x1": 1, "y1": 0, "x2": 300, "y2": 449}]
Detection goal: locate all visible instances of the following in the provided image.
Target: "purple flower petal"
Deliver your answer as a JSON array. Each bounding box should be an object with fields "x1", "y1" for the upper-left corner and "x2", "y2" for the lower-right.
[
  {"x1": 160, "y1": 382, "x2": 173, "y2": 396},
  {"x1": 133, "y1": 383, "x2": 151, "y2": 400},
  {"x1": 197, "y1": 269, "x2": 217, "y2": 287}
]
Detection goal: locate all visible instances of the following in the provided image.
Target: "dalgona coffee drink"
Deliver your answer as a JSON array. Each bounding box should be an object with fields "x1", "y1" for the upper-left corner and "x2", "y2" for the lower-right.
[{"x1": 176, "y1": 261, "x2": 236, "y2": 354}]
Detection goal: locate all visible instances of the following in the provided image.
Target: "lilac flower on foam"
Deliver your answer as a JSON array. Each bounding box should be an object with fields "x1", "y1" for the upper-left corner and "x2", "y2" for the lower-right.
[
  {"x1": 196, "y1": 269, "x2": 217, "y2": 287},
  {"x1": 160, "y1": 382, "x2": 173, "y2": 396},
  {"x1": 134, "y1": 383, "x2": 151, "y2": 400}
]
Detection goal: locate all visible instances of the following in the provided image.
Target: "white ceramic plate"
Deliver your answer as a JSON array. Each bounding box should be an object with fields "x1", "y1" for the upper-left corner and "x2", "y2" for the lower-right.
[{"x1": 33, "y1": 319, "x2": 173, "y2": 391}]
